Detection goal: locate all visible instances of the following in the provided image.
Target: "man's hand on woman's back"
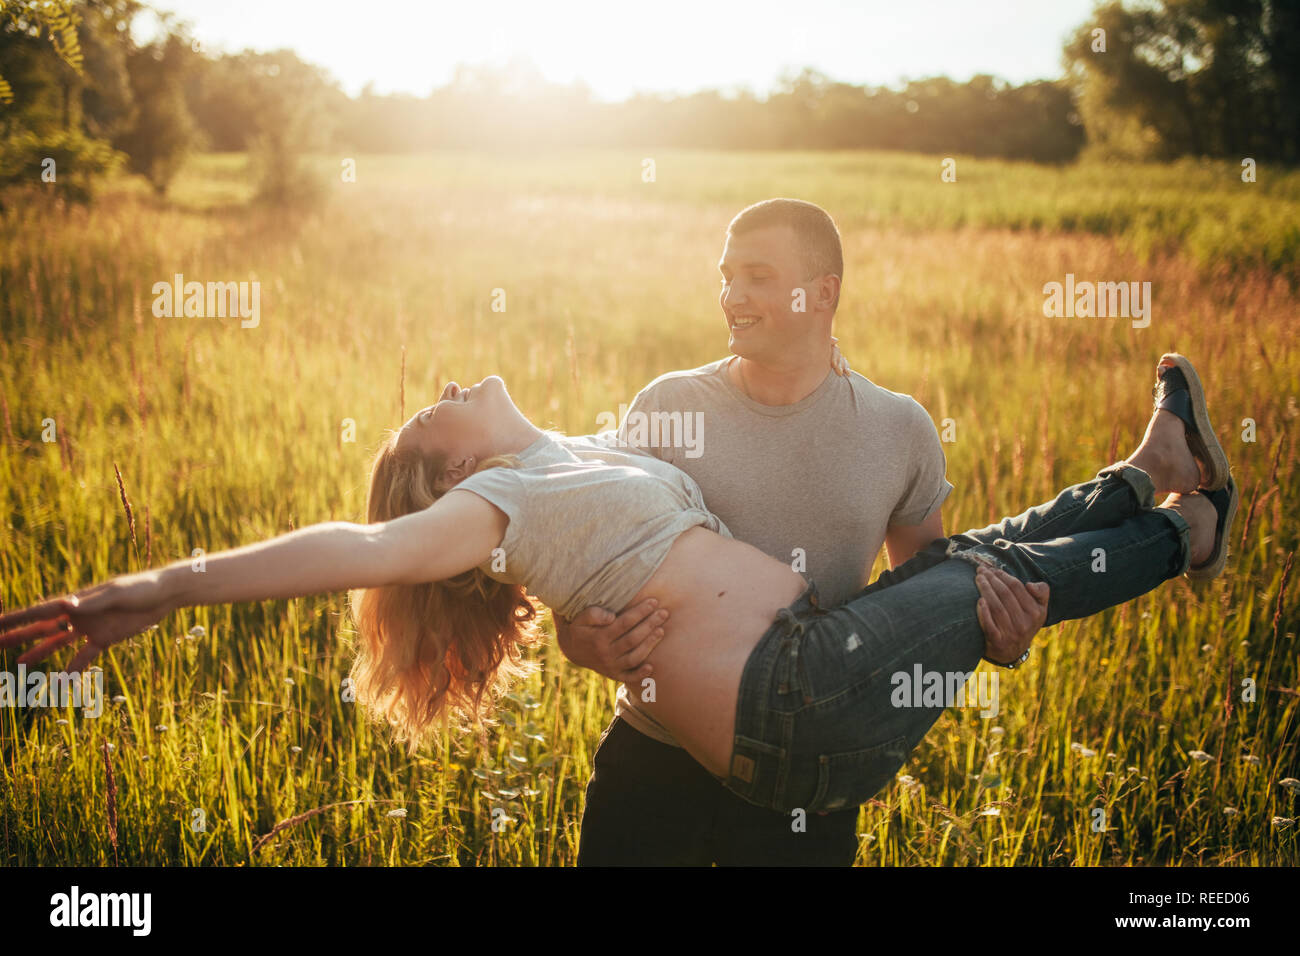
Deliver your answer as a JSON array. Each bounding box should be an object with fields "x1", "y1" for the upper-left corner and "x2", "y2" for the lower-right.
[{"x1": 554, "y1": 598, "x2": 668, "y2": 683}]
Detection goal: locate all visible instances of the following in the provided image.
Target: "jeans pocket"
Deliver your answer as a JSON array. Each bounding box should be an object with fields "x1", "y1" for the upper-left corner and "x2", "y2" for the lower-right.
[
  {"x1": 806, "y1": 735, "x2": 910, "y2": 813},
  {"x1": 726, "y1": 733, "x2": 787, "y2": 804}
]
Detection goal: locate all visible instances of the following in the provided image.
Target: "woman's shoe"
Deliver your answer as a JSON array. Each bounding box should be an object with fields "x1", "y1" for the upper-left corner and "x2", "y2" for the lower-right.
[
  {"x1": 1154, "y1": 353, "x2": 1231, "y2": 491},
  {"x1": 1186, "y1": 477, "x2": 1238, "y2": 580}
]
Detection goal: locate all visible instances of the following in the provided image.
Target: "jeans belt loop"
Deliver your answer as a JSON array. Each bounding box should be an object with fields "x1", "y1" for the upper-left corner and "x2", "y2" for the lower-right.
[
  {"x1": 790, "y1": 626, "x2": 815, "y2": 705},
  {"x1": 776, "y1": 610, "x2": 803, "y2": 695}
]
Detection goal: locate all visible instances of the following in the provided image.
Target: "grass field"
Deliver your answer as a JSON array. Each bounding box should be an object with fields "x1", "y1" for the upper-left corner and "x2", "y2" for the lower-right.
[{"x1": 1, "y1": 149, "x2": 1297, "y2": 865}]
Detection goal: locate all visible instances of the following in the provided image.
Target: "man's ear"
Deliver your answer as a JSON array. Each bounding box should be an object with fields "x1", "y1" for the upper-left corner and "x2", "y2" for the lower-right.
[{"x1": 818, "y1": 273, "x2": 841, "y2": 312}]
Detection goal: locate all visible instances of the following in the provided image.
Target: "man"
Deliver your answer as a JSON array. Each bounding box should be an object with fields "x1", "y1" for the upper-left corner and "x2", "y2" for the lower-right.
[{"x1": 559, "y1": 198, "x2": 1049, "y2": 866}]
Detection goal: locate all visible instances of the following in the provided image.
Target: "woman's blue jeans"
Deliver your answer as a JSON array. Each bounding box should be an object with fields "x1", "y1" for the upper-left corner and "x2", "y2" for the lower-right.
[{"x1": 722, "y1": 463, "x2": 1194, "y2": 815}]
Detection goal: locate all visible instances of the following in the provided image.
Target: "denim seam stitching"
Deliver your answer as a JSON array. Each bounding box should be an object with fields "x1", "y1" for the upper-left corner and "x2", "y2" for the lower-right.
[
  {"x1": 790, "y1": 614, "x2": 979, "y2": 715},
  {"x1": 998, "y1": 519, "x2": 1188, "y2": 584}
]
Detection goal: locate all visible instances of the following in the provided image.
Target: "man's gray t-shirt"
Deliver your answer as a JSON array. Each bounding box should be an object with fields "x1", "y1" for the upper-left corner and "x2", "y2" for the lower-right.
[{"x1": 603, "y1": 356, "x2": 953, "y2": 746}]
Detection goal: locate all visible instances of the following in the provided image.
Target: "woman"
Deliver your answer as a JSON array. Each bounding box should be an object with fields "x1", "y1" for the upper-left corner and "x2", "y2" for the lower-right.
[{"x1": 0, "y1": 354, "x2": 1237, "y2": 815}]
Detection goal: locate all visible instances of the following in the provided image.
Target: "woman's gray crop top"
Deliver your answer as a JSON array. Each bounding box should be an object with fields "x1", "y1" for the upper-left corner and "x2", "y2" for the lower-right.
[{"x1": 454, "y1": 431, "x2": 732, "y2": 619}]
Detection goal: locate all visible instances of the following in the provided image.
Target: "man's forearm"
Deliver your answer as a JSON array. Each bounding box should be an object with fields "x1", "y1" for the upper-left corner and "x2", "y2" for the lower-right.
[{"x1": 158, "y1": 521, "x2": 389, "y2": 612}]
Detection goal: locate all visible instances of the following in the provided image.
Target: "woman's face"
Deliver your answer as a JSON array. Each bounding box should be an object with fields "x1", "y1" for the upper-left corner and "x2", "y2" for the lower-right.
[{"x1": 396, "y1": 374, "x2": 515, "y2": 467}]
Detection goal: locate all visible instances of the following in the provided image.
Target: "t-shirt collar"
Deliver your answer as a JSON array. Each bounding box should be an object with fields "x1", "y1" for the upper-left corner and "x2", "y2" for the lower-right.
[{"x1": 720, "y1": 356, "x2": 837, "y2": 417}]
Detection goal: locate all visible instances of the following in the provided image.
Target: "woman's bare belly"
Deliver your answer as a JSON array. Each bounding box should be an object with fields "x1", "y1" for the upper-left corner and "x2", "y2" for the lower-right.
[{"x1": 623, "y1": 526, "x2": 807, "y2": 778}]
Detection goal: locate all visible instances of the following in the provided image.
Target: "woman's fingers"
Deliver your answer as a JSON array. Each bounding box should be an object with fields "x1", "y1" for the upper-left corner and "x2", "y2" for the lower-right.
[
  {"x1": 16, "y1": 627, "x2": 82, "y2": 666},
  {"x1": 0, "y1": 597, "x2": 77, "y2": 637},
  {"x1": 829, "y1": 339, "x2": 851, "y2": 376},
  {"x1": 0, "y1": 615, "x2": 75, "y2": 650},
  {"x1": 67, "y1": 638, "x2": 104, "y2": 673}
]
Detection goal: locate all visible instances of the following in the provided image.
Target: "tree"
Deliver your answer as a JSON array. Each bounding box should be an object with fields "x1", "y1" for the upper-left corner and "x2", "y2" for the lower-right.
[
  {"x1": 0, "y1": 0, "x2": 83, "y2": 106},
  {"x1": 114, "y1": 31, "x2": 197, "y2": 195},
  {"x1": 0, "y1": 1, "x2": 123, "y2": 203},
  {"x1": 1064, "y1": 0, "x2": 1296, "y2": 161}
]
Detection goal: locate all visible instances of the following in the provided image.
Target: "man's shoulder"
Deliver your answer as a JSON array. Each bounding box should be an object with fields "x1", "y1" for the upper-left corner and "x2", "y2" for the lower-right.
[
  {"x1": 842, "y1": 370, "x2": 932, "y2": 423},
  {"x1": 633, "y1": 358, "x2": 731, "y2": 403}
]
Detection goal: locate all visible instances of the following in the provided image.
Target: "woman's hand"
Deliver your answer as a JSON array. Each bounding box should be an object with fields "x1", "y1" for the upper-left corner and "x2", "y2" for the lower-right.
[
  {"x1": 830, "y1": 336, "x2": 850, "y2": 376},
  {"x1": 0, "y1": 573, "x2": 175, "y2": 671}
]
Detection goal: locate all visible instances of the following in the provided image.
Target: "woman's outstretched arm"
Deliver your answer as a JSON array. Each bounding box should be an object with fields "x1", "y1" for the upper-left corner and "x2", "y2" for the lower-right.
[
  {"x1": 167, "y1": 489, "x2": 506, "y2": 603},
  {"x1": 0, "y1": 489, "x2": 506, "y2": 669}
]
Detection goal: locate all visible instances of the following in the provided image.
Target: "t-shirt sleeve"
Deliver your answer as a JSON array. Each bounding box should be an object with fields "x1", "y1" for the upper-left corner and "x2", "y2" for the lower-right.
[
  {"x1": 889, "y1": 401, "x2": 954, "y2": 526},
  {"x1": 615, "y1": 381, "x2": 676, "y2": 466},
  {"x1": 454, "y1": 466, "x2": 525, "y2": 551}
]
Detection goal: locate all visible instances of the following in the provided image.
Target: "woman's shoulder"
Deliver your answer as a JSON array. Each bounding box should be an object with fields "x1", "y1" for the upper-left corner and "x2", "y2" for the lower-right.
[{"x1": 507, "y1": 430, "x2": 585, "y2": 468}]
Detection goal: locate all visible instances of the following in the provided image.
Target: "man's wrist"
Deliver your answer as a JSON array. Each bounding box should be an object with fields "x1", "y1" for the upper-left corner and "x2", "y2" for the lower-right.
[{"x1": 983, "y1": 647, "x2": 1031, "y2": 669}]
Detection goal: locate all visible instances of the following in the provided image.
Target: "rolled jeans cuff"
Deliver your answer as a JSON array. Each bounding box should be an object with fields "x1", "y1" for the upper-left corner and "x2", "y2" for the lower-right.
[
  {"x1": 1097, "y1": 461, "x2": 1193, "y2": 576},
  {"x1": 1095, "y1": 461, "x2": 1156, "y2": 507}
]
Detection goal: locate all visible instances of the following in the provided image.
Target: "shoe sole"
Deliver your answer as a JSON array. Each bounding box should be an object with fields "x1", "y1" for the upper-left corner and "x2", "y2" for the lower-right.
[
  {"x1": 1159, "y1": 352, "x2": 1230, "y2": 491},
  {"x1": 1186, "y1": 477, "x2": 1238, "y2": 581}
]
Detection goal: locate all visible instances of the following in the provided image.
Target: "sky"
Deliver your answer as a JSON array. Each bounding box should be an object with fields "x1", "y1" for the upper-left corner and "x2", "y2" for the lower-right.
[{"x1": 139, "y1": 0, "x2": 1102, "y2": 101}]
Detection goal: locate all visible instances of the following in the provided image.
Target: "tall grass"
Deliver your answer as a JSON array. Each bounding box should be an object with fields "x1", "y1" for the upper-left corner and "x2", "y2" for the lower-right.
[{"x1": 1, "y1": 150, "x2": 1296, "y2": 865}]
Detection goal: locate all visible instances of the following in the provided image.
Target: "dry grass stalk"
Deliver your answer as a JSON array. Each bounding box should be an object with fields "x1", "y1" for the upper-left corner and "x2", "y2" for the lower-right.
[
  {"x1": 103, "y1": 740, "x2": 119, "y2": 865},
  {"x1": 251, "y1": 799, "x2": 372, "y2": 854},
  {"x1": 112, "y1": 461, "x2": 138, "y2": 555}
]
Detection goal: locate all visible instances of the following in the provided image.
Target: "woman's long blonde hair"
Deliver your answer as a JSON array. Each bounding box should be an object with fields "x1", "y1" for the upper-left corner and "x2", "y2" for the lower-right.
[{"x1": 348, "y1": 431, "x2": 542, "y2": 754}]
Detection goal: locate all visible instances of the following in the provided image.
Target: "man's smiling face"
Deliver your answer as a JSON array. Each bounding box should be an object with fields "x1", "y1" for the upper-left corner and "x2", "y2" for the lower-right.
[{"x1": 718, "y1": 224, "x2": 817, "y2": 366}]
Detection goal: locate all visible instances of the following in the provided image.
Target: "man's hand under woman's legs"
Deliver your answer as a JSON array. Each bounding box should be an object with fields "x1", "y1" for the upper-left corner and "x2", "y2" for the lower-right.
[{"x1": 975, "y1": 564, "x2": 1050, "y2": 665}]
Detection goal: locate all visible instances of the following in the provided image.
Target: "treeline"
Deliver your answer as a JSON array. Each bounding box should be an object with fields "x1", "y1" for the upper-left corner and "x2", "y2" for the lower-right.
[
  {"x1": 1, "y1": 0, "x2": 1297, "y2": 203},
  {"x1": 327, "y1": 66, "x2": 1084, "y2": 162}
]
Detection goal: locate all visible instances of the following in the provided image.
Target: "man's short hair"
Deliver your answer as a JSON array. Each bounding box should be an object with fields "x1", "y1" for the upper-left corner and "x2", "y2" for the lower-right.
[{"x1": 727, "y1": 198, "x2": 843, "y2": 286}]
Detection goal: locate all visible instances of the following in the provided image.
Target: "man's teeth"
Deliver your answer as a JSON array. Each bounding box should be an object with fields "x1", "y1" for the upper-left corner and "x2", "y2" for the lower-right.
[{"x1": 732, "y1": 316, "x2": 760, "y2": 328}]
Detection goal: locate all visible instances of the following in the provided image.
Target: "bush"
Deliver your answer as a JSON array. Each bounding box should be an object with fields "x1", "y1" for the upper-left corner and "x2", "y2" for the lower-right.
[{"x1": 0, "y1": 128, "x2": 124, "y2": 204}]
